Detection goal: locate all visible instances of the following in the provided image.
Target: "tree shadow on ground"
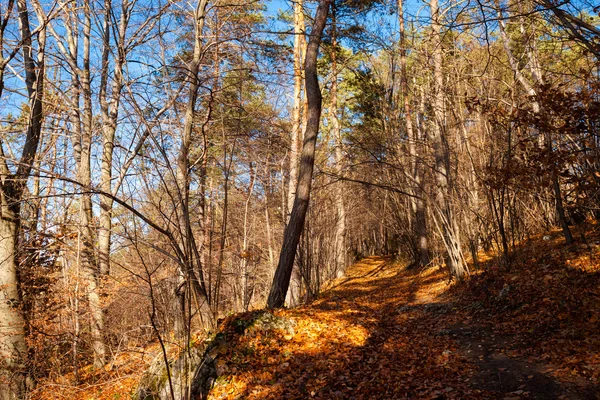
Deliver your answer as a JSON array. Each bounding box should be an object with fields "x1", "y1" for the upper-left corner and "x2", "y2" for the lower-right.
[{"x1": 209, "y1": 236, "x2": 600, "y2": 399}]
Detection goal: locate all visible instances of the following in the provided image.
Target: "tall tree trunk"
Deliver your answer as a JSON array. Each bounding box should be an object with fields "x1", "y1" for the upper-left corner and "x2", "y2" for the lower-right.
[
  {"x1": 38, "y1": 0, "x2": 107, "y2": 367},
  {"x1": 175, "y1": 0, "x2": 213, "y2": 332},
  {"x1": 399, "y1": 0, "x2": 429, "y2": 267},
  {"x1": 267, "y1": 0, "x2": 331, "y2": 309},
  {"x1": 241, "y1": 163, "x2": 256, "y2": 311},
  {"x1": 98, "y1": 0, "x2": 128, "y2": 278},
  {"x1": 0, "y1": 1, "x2": 45, "y2": 397},
  {"x1": 0, "y1": 215, "x2": 27, "y2": 400},
  {"x1": 430, "y1": 0, "x2": 468, "y2": 279},
  {"x1": 80, "y1": 0, "x2": 106, "y2": 367},
  {"x1": 287, "y1": 0, "x2": 307, "y2": 222},
  {"x1": 329, "y1": 5, "x2": 347, "y2": 275}
]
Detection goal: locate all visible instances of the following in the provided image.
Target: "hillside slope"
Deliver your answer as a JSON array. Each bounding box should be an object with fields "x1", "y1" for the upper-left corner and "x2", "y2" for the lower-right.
[
  {"x1": 31, "y1": 227, "x2": 600, "y2": 399},
  {"x1": 208, "y1": 233, "x2": 600, "y2": 399}
]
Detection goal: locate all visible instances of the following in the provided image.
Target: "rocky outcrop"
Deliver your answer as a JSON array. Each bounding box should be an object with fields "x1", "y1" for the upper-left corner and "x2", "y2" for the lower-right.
[{"x1": 135, "y1": 311, "x2": 295, "y2": 400}]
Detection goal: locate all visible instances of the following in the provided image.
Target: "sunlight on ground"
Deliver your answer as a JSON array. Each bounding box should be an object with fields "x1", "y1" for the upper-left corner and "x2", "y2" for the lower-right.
[
  {"x1": 210, "y1": 256, "x2": 476, "y2": 399},
  {"x1": 32, "y1": 231, "x2": 600, "y2": 399},
  {"x1": 30, "y1": 345, "x2": 157, "y2": 400}
]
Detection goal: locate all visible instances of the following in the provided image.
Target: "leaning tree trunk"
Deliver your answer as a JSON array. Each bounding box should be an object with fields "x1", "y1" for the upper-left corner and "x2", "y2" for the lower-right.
[
  {"x1": 267, "y1": 0, "x2": 331, "y2": 309},
  {"x1": 175, "y1": 0, "x2": 213, "y2": 323},
  {"x1": 171, "y1": 1, "x2": 213, "y2": 397}
]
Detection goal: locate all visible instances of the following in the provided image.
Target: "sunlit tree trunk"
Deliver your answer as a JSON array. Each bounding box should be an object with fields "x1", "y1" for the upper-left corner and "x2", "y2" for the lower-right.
[
  {"x1": 37, "y1": 0, "x2": 107, "y2": 366},
  {"x1": 399, "y1": 0, "x2": 429, "y2": 268},
  {"x1": 0, "y1": 0, "x2": 45, "y2": 396},
  {"x1": 80, "y1": 1, "x2": 106, "y2": 368},
  {"x1": 174, "y1": 0, "x2": 213, "y2": 333},
  {"x1": 329, "y1": 5, "x2": 347, "y2": 274},
  {"x1": 98, "y1": 0, "x2": 129, "y2": 278},
  {"x1": 0, "y1": 214, "x2": 26, "y2": 400},
  {"x1": 430, "y1": 0, "x2": 468, "y2": 279},
  {"x1": 263, "y1": 148, "x2": 276, "y2": 271},
  {"x1": 287, "y1": 0, "x2": 307, "y2": 222},
  {"x1": 241, "y1": 163, "x2": 256, "y2": 311}
]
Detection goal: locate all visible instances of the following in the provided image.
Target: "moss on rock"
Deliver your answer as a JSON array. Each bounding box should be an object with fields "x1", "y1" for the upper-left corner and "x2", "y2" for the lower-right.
[{"x1": 135, "y1": 311, "x2": 295, "y2": 400}]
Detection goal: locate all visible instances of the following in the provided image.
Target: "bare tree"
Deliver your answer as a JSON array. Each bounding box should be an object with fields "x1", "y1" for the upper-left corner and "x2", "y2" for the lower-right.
[
  {"x1": 398, "y1": 0, "x2": 429, "y2": 268},
  {"x1": 429, "y1": 0, "x2": 468, "y2": 279},
  {"x1": 496, "y1": 0, "x2": 573, "y2": 245}
]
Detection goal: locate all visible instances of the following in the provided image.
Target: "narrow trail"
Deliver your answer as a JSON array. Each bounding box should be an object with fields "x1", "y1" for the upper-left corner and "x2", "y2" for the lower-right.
[{"x1": 209, "y1": 256, "x2": 599, "y2": 399}]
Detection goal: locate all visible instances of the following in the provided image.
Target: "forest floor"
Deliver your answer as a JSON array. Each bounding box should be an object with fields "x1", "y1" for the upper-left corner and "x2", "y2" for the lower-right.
[
  {"x1": 208, "y1": 228, "x2": 600, "y2": 400},
  {"x1": 32, "y1": 225, "x2": 600, "y2": 399}
]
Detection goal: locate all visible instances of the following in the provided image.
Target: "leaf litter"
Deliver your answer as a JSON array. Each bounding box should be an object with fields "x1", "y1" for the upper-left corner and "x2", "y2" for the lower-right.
[
  {"x1": 209, "y1": 227, "x2": 600, "y2": 399},
  {"x1": 31, "y1": 224, "x2": 600, "y2": 399}
]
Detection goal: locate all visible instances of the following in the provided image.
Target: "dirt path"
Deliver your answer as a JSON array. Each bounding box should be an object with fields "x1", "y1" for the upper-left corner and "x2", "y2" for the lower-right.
[
  {"x1": 209, "y1": 256, "x2": 599, "y2": 399},
  {"x1": 390, "y1": 257, "x2": 598, "y2": 400},
  {"x1": 443, "y1": 324, "x2": 597, "y2": 400}
]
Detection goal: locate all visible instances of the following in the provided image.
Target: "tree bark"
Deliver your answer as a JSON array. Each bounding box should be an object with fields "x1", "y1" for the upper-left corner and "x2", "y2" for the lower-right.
[
  {"x1": 241, "y1": 163, "x2": 256, "y2": 311},
  {"x1": 0, "y1": 215, "x2": 27, "y2": 400},
  {"x1": 329, "y1": 5, "x2": 347, "y2": 275},
  {"x1": 267, "y1": 0, "x2": 331, "y2": 309},
  {"x1": 81, "y1": 0, "x2": 106, "y2": 368},
  {"x1": 287, "y1": 0, "x2": 307, "y2": 222},
  {"x1": 37, "y1": 0, "x2": 107, "y2": 367},
  {"x1": 98, "y1": 0, "x2": 128, "y2": 278},
  {"x1": 0, "y1": 1, "x2": 45, "y2": 397}
]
